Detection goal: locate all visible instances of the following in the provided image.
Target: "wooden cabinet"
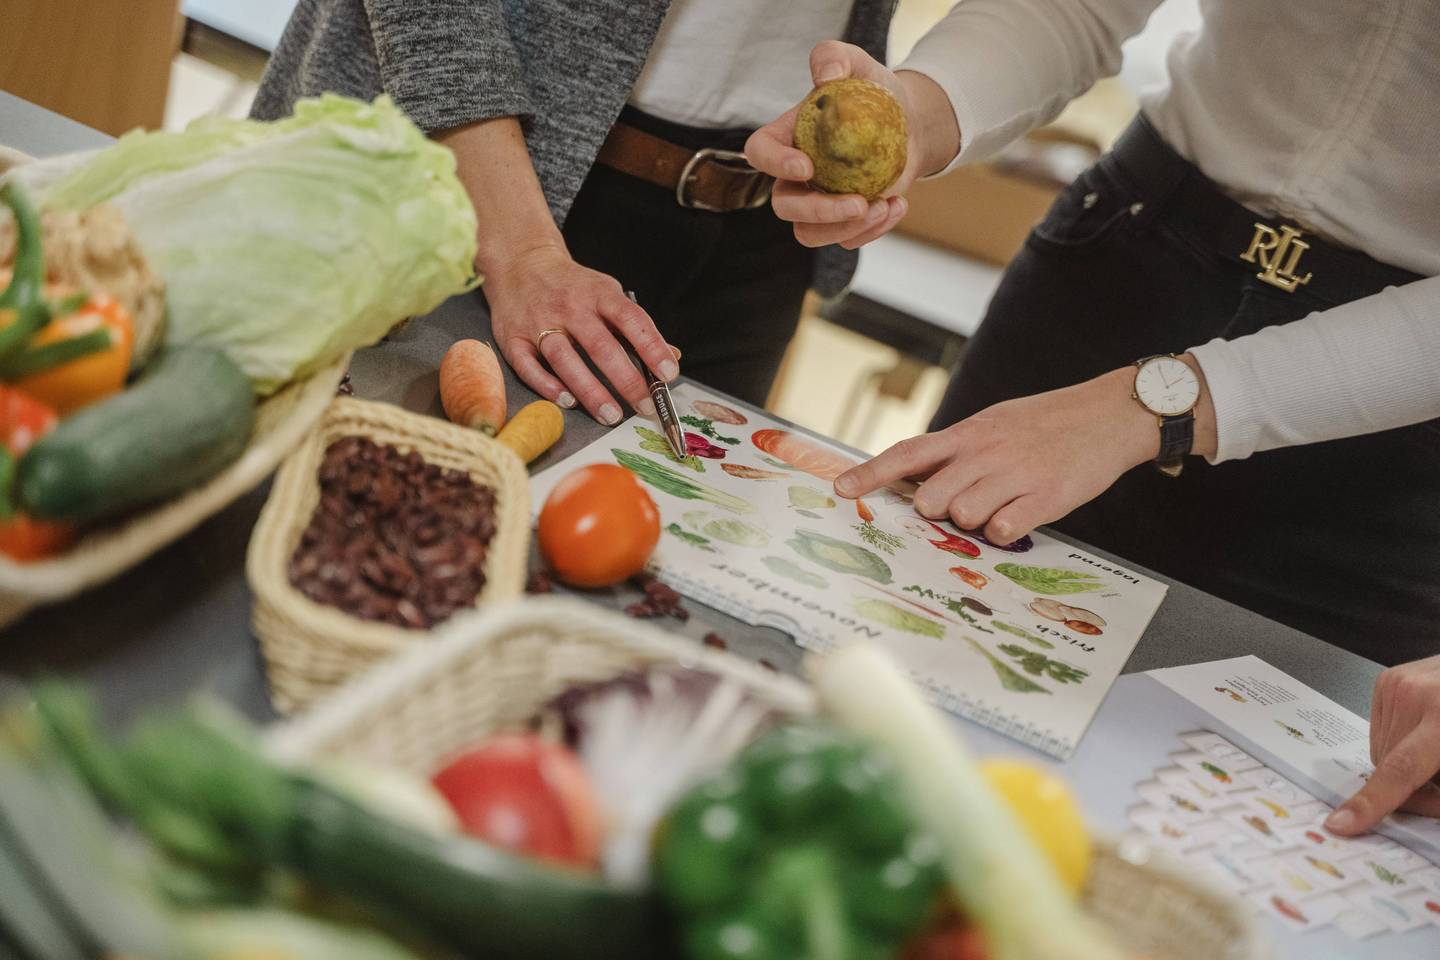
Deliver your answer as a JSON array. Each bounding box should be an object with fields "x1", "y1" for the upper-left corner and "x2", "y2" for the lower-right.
[{"x1": 1, "y1": 0, "x2": 181, "y2": 137}]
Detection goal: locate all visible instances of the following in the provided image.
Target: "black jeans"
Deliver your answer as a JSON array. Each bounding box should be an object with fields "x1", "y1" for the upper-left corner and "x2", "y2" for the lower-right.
[
  {"x1": 560, "y1": 107, "x2": 814, "y2": 407},
  {"x1": 932, "y1": 117, "x2": 1440, "y2": 666}
]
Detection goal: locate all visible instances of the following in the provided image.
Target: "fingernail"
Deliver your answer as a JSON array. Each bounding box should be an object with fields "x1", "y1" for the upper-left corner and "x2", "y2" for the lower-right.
[
  {"x1": 867, "y1": 202, "x2": 886, "y2": 222},
  {"x1": 1324, "y1": 809, "x2": 1355, "y2": 833},
  {"x1": 786, "y1": 158, "x2": 809, "y2": 179},
  {"x1": 671, "y1": 346, "x2": 683, "y2": 361},
  {"x1": 834, "y1": 474, "x2": 857, "y2": 497},
  {"x1": 816, "y1": 63, "x2": 844, "y2": 83},
  {"x1": 636, "y1": 397, "x2": 656, "y2": 417},
  {"x1": 844, "y1": 199, "x2": 866, "y2": 218},
  {"x1": 659, "y1": 359, "x2": 679, "y2": 381},
  {"x1": 556, "y1": 391, "x2": 576, "y2": 409},
  {"x1": 598, "y1": 403, "x2": 622, "y2": 426}
]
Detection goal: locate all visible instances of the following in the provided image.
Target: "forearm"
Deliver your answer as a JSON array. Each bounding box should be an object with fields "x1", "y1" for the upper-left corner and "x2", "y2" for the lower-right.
[
  {"x1": 1188, "y1": 276, "x2": 1440, "y2": 462},
  {"x1": 894, "y1": 70, "x2": 962, "y2": 178},
  {"x1": 897, "y1": 0, "x2": 1161, "y2": 167},
  {"x1": 435, "y1": 118, "x2": 564, "y2": 277},
  {"x1": 364, "y1": 0, "x2": 531, "y2": 132}
]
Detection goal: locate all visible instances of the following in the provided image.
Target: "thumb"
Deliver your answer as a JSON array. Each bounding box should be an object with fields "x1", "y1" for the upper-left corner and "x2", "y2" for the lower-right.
[{"x1": 810, "y1": 40, "x2": 874, "y2": 85}]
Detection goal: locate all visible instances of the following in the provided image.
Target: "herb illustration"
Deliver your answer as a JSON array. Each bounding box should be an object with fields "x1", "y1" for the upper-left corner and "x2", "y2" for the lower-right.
[
  {"x1": 665, "y1": 522, "x2": 714, "y2": 552},
  {"x1": 760, "y1": 455, "x2": 800, "y2": 471},
  {"x1": 962, "y1": 637, "x2": 1049, "y2": 694},
  {"x1": 762, "y1": 555, "x2": 828, "y2": 589},
  {"x1": 853, "y1": 522, "x2": 905, "y2": 555},
  {"x1": 680, "y1": 414, "x2": 740, "y2": 445},
  {"x1": 991, "y1": 620, "x2": 1054, "y2": 649},
  {"x1": 853, "y1": 599, "x2": 946, "y2": 639},
  {"x1": 998, "y1": 645, "x2": 1089, "y2": 684},
  {"x1": 635, "y1": 425, "x2": 704, "y2": 471},
  {"x1": 902, "y1": 585, "x2": 993, "y2": 634}
]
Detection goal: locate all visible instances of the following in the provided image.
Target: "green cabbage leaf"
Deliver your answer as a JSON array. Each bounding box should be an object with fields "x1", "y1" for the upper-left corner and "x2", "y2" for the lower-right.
[{"x1": 14, "y1": 95, "x2": 478, "y2": 392}]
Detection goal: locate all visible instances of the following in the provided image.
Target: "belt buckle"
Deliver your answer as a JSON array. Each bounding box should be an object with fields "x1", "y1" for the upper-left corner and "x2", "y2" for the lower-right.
[
  {"x1": 1240, "y1": 221, "x2": 1314, "y2": 293},
  {"x1": 676, "y1": 148, "x2": 772, "y2": 212}
]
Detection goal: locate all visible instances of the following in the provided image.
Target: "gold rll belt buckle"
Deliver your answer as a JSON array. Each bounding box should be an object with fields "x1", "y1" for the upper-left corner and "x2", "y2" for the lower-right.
[{"x1": 1241, "y1": 222, "x2": 1313, "y2": 293}]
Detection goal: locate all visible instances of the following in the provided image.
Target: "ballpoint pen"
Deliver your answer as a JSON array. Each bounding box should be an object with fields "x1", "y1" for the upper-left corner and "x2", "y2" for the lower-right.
[{"x1": 621, "y1": 290, "x2": 686, "y2": 459}]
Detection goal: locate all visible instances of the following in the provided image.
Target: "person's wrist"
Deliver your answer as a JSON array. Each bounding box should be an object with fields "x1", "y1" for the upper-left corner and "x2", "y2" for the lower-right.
[
  {"x1": 1098, "y1": 366, "x2": 1164, "y2": 469},
  {"x1": 475, "y1": 232, "x2": 568, "y2": 287},
  {"x1": 894, "y1": 69, "x2": 961, "y2": 177}
]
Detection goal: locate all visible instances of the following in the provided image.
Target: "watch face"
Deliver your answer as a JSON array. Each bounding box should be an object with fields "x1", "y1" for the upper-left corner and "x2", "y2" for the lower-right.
[{"x1": 1135, "y1": 357, "x2": 1200, "y2": 416}]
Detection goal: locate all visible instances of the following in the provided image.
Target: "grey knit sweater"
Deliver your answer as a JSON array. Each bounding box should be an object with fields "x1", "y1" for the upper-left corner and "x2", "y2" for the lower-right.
[{"x1": 252, "y1": 0, "x2": 897, "y2": 296}]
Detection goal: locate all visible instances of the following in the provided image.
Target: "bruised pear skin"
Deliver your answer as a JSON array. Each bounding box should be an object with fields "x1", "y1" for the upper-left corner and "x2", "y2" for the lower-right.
[{"x1": 793, "y1": 78, "x2": 908, "y2": 201}]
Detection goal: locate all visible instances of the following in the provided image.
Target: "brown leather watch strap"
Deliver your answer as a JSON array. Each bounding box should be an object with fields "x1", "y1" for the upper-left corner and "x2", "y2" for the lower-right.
[{"x1": 595, "y1": 123, "x2": 774, "y2": 213}]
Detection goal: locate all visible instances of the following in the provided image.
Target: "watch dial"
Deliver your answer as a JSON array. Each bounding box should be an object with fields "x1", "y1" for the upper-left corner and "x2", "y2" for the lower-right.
[{"x1": 1135, "y1": 358, "x2": 1200, "y2": 416}]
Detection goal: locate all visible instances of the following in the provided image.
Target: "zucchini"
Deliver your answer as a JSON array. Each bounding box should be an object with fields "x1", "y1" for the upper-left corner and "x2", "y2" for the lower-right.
[
  {"x1": 34, "y1": 687, "x2": 667, "y2": 960},
  {"x1": 17, "y1": 347, "x2": 255, "y2": 522}
]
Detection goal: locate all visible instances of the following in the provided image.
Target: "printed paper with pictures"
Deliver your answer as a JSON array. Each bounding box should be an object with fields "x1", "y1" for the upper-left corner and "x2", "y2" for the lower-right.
[
  {"x1": 1126, "y1": 728, "x2": 1440, "y2": 944},
  {"x1": 531, "y1": 384, "x2": 1168, "y2": 758}
]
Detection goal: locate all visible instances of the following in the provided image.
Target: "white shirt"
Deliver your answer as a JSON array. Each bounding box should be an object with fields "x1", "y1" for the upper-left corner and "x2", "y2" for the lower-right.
[
  {"x1": 629, "y1": 0, "x2": 854, "y2": 129},
  {"x1": 901, "y1": 0, "x2": 1440, "y2": 463}
]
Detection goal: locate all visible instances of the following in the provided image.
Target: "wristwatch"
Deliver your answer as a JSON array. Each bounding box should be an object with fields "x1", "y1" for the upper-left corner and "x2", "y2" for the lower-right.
[{"x1": 1132, "y1": 354, "x2": 1200, "y2": 477}]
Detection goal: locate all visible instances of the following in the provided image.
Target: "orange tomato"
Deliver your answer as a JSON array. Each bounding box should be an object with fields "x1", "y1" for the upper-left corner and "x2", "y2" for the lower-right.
[
  {"x1": 16, "y1": 293, "x2": 134, "y2": 416},
  {"x1": 538, "y1": 464, "x2": 660, "y2": 588}
]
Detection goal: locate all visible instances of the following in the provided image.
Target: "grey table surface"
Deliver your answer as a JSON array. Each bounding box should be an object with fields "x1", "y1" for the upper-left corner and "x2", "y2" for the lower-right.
[{"x1": 0, "y1": 91, "x2": 1382, "y2": 732}]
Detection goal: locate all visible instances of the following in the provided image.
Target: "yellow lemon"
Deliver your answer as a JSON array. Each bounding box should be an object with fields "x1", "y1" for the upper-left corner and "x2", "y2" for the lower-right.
[{"x1": 980, "y1": 758, "x2": 1092, "y2": 895}]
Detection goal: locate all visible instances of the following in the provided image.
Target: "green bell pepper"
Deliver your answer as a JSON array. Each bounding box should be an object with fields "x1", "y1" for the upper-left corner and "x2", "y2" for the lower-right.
[{"x1": 655, "y1": 725, "x2": 946, "y2": 960}]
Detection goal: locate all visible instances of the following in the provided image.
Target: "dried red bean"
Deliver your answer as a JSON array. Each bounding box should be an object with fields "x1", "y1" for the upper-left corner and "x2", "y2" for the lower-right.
[
  {"x1": 288, "y1": 436, "x2": 497, "y2": 630},
  {"x1": 525, "y1": 570, "x2": 554, "y2": 595},
  {"x1": 702, "y1": 633, "x2": 727, "y2": 650}
]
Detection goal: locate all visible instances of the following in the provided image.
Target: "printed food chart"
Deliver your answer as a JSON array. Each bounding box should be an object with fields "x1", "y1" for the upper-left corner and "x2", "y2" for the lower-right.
[
  {"x1": 1129, "y1": 730, "x2": 1440, "y2": 940},
  {"x1": 531, "y1": 384, "x2": 1168, "y2": 759}
]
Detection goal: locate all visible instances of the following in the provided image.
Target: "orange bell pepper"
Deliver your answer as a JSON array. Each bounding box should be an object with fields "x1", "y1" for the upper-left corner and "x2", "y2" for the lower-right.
[{"x1": 11, "y1": 293, "x2": 134, "y2": 415}]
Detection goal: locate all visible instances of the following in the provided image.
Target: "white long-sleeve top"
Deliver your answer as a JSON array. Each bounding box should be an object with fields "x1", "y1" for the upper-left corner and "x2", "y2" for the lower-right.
[{"x1": 900, "y1": 0, "x2": 1440, "y2": 462}]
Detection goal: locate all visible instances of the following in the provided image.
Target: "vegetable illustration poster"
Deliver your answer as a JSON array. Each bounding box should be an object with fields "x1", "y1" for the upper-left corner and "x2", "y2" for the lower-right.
[{"x1": 530, "y1": 385, "x2": 1168, "y2": 758}]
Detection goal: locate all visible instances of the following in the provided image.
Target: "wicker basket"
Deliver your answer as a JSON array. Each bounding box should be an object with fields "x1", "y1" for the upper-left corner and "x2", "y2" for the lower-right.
[
  {"x1": 267, "y1": 597, "x2": 1268, "y2": 960},
  {"x1": 0, "y1": 353, "x2": 347, "y2": 624},
  {"x1": 248, "y1": 396, "x2": 531, "y2": 715}
]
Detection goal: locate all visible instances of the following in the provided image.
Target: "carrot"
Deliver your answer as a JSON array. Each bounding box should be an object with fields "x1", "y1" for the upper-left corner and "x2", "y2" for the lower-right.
[
  {"x1": 856, "y1": 497, "x2": 874, "y2": 522},
  {"x1": 440, "y1": 339, "x2": 507, "y2": 435},
  {"x1": 495, "y1": 400, "x2": 564, "y2": 464}
]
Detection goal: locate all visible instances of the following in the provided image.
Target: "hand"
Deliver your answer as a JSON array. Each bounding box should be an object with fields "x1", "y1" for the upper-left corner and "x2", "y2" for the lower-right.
[
  {"x1": 745, "y1": 41, "x2": 958, "y2": 250},
  {"x1": 835, "y1": 368, "x2": 1170, "y2": 544},
  {"x1": 484, "y1": 242, "x2": 678, "y2": 425},
  {"x1": 1326, "y1": 656, "x2": 1440, "y2": 835}
]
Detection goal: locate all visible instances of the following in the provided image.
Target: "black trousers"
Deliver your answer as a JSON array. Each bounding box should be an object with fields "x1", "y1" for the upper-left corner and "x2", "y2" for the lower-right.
[
  {"x1": 561, "y1": 107, "x2": 815, "y2": 407},
  {"x1": 932, "y1": 117, "x2": 1439, "y2": 666}
]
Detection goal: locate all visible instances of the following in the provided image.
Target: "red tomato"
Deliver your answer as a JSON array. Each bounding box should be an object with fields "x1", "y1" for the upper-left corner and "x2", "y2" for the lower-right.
[
  {"x1": 537, "y1": 463, "x2": 660, "y2": 588},
  {"x1": 432, "y1": 733, "x2": 602, "y2": 868}
]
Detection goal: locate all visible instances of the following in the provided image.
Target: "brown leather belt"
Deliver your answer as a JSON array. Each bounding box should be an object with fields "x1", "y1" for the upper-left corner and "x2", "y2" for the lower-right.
[{"x1": 595, "y1": 123, "x2": 774, "y2": 213}]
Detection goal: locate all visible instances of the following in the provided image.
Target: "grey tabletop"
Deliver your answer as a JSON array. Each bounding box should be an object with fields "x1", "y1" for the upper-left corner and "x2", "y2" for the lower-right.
[{"x1": 0, "y1": 91, "x2": 1381, "y2": 731}]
